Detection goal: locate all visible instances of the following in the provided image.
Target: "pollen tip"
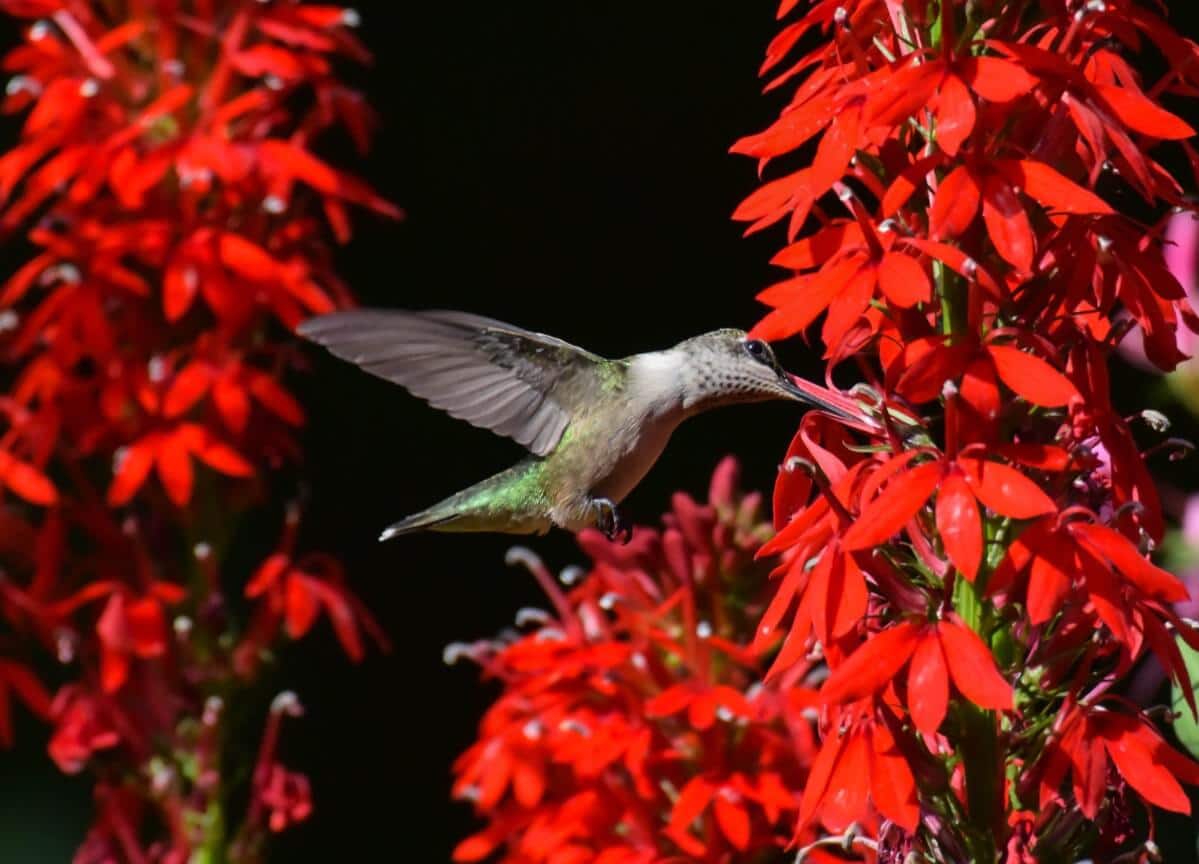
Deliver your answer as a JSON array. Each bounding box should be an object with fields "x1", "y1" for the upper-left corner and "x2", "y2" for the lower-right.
[
  {"x1": 270, "y1": 690, "x2": 304, "y2": 717},
  {"x1": 504, "y1": 546, "x2": 539, "y2": 569},
  {"x1": 514, "y1": 607, "x2": 551, "y2": 627},
  {"x1": 442, "y1": 642, "x2": 473, "y2": 665}
]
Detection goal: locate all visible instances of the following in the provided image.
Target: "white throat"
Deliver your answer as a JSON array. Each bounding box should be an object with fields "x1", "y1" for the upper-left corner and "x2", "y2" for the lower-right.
[{"x1": 627, "y1": 350, "x2": 690, "y2": 413}]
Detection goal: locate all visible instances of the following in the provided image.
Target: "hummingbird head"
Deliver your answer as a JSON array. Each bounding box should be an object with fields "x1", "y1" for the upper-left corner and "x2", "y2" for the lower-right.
[{"x1": 672, "y1": 328, "x2": 814, "y2": 410}]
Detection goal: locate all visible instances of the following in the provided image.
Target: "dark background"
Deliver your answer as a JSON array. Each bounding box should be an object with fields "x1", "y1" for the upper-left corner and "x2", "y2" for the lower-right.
[{"x1": 5, "y1": 2, "x2": 1199, "y2": 861}]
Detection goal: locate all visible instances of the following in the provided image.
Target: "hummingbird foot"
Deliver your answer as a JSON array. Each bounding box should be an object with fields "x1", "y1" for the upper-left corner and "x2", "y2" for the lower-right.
[{"x1": 592, "y1": 497, "x2": 632, "y2": 545}]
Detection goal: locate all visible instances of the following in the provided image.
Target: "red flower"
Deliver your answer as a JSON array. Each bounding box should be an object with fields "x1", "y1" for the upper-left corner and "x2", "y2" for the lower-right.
[
  {"x1": 1039, "y1": 703, "x2": 1199, "y2": 818},
  {"x1": 0, "y1": 0, "x2": 395, "y2": 858},
  {"x1": 107, "y1": 423, "x2": 254, "y2": 507},
  {"x1": 452, "y1": 459, "x2": 819, "y2": 863},
  {"x1": 258, "y1": 764, "x2": 313, "y2": 832},
  {"x1": 819, "y1": 619, "x2": 1013, "y2": 734},
  {"x1": 735, "y1": 0, "x2": 1199, "y2": 858},
  {"x1": 47, "y1": 685, "x2": 119, "y2": 774},
  {"x1": 245, "y1": 551, "x2": 371, "y2": 662},
  {"x1": 796, "y1": 702, "x2": 918, "y2": 833},
  {"x1": 842, "y1": 448, "x2": 1056, "y2": 582}
]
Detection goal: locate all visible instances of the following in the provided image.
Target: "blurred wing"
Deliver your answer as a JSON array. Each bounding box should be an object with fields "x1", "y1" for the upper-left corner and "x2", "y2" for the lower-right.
[{"x1": 296, "y1": 309, "x2": 612, "y2": 456}]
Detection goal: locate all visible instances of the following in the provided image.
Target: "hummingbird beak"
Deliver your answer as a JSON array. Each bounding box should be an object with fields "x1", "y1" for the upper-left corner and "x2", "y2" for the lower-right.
[{"x1": 778, "y1": 373, "x2": 878, "y2": 429}]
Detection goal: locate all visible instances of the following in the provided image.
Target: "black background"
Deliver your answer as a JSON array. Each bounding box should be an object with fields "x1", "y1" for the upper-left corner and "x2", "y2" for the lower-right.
[{"x1": 5, "y1": 2, "x2": 1199, "y2": 861}]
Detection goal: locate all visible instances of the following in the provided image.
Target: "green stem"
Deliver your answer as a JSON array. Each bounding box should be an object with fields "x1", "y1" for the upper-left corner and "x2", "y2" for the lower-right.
[
  {"x1": 953, "y1": 577, "x2": 1001, "y2": 864},
  {"x1": 939, "y1": 233, "x2": 1000, "y2": 860}
]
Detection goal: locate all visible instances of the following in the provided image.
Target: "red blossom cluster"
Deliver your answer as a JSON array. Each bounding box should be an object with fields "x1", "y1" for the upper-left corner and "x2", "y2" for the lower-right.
[
  {"x1": 0, "y1": 1, "x2": 393, "y2": 860},
  {"x1": 452, "y1": 458, "x2": 871, "y2": 864},
  {"x1": 730, "y1": 0, "x2": 1199, "y2": 860}
]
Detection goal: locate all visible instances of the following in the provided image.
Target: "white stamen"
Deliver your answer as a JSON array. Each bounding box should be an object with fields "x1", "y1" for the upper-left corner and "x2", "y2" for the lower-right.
[
  {"x1": 271, "y1": 691, "x2": 303, "y2": 716},
  {"x1": 514, "y1": 607, "x2": 551, "y2": 627}
]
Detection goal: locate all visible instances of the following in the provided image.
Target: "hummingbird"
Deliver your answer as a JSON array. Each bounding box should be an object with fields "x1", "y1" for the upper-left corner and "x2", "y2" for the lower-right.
[{"x1": 297, "y1": 308, "x2": 862, "y2": 543}]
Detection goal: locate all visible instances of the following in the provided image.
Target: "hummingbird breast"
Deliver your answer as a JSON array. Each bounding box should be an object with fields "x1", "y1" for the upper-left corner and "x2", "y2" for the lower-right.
[{"x1": 540, "y1": 351, "x2": 689, "y2": 531}]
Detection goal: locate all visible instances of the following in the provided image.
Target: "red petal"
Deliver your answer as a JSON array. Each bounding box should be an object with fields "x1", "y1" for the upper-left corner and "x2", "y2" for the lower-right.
[
  {"x1": 645, "y1": 683, "x2": 693, "y2": 719},
  {"x1": 908, "y1": 632, "x2": 950, "y2": 734},
  {"x1": 258, "y1": 140, "x2": 401, "y2": 218},
  {"x1": 246, "y1": 553, "x2": 290, "y2": 598},
  {"x1": 929, "y1": 165, "x2": 981, "y2": 239},
  {"x1": 869, "y1": 721, "x2": 919, "y2": 830},
  {"x1": 896, "y1": 341, "x2": 976, "y2": 403},
  {"x1": 997, "y1": 442, "x2": 1071, "y2": 472},
  {"x1": 1028, "y1": 546, "x2": 1073, "y2": 625},
  {"x1": 959, "y1": 56, "x2": 1038, "y2": 102},
  {"x1": 213, "y1": 375, "x2": 250, "y2": 435},
  {"x1": 882, "y1": 152, "x2": 944, "y2": 216},
  {"x1": 820, "y1": 621, "x2": 920, "y2": 704},
  {"x1": 961, "y1": 458, "x2": 1056, "y2": 519},
  {"x1": 750, "y1": 257, "x2": 860, "y2": 341},
  {"x1": 985, "y1": 345, "x2": 1078, "y2": 407},
  {"x1": 938, "y1": 621, "x2": 1013, "y2": 711},
  {"x1": 192, "y1": 432, "x2": 255, "y2": 478},
  {"x1": 249, "y1": 373, "x2": 305, "y2": 425},
  {"x1": 935, "y1": 471, "x2": 982, "y2": 581},
  {"x1": 982, "y1": 172, "x2": 1034, "y2": 272},
  {"x1": 828, "y1": 550, "x2": 868, "y2": 641},
  {"x1": 771, "y1": 222, "x2": 856, "y2": 270},
  {"x1": 1002, "y1": 159, "x2": 1113, "y2": 215},
  {"x1": 667, "y1": 777, "x2": 715, "y2": 855},
  {"x1": 1101, "y1": 719, "x2": 1191, "y2": 813},
  {"x1": 868, "y1": 60, "x2": 942, "y2": 128},
  {"x1": 125, "y1": 598, "x2": 167, "y2": 658},
  {"x1": 512, "y1": 759, "x2": 544, "y2": 808},
  {"x1": 1073, "y1": 523, "x2": 1188, "y2": 602},
  {"x1": 899, "y1": 237, "x2": 1002, "y2": 298},
  {"x1": 163, "y1": 255, "x2": 198, "y2": 321},
  {"x1": 731, "y1": 96, "x2": 835, "y2": 159},
  {"x1": 934, "y1": 73, "x2": 975, "y2": 157},
  {"x1": 285, "y1": 575, "x2": 321, "y2": 638},
  {"x1": 796, "y1": 730, "x2": 845, "y2": 831},
  {"x1": 810, "y1": 99, "x2": 862, "y2": 194},
  {"x1": 1096, "y1": 83, "x2": 1194, "y2": 140},
  {"x1": 99, "y1": 647, "x2": 128, "y2": 694},
  {"x1": 163, "y1": 363, "x2": 212, "y2": 418},
  {"x1": 0, "y1": 450, "x2": 57, "y2": 506},
  {"x1": 842, "y1": 461, "x2": 941, "y2": 550},
  {"x1": 713, "y1": 794, "x2": 751, "y2": 851},
  {"x1": 217, "y1": 233, "x2": 284, "y2": 282},
  {"x1": 307, "y1": 578, "x2": 365, "y2": 661},
  {"x1": 108, "y1": 442, "x2": 159, "y2": 507},
  {"x1": 156, "y1": 436, "x2": 194, "y2": 507},
  {"x1": 452, "y1": 832, "x2": 500, "y2": 862},
  {"x1": 878, "y1": 251, "x2": 931, "y2": 308}
]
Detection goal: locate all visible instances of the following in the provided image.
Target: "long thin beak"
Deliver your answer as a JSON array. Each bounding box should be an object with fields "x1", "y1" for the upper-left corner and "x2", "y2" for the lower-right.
[{"x1": 779, "y1": 373, "x2": 882, "y2": 432}]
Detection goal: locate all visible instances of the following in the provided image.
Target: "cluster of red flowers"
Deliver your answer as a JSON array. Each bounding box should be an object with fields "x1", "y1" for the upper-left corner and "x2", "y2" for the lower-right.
[
  {"x1": 452, "y1": 458, "x2": 869, "y2": 864},
  {"x1": 0, "y1": 1, "x2": 393, "y2": 859},
  {"x1": 730, "y1": 0, "x2": 1199, "y2": 860}
]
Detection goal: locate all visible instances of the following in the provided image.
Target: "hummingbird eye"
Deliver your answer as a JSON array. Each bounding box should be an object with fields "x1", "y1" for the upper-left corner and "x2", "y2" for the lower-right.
[{"x1": 743, "y1": 339, "x2": 771, "y2": 364}]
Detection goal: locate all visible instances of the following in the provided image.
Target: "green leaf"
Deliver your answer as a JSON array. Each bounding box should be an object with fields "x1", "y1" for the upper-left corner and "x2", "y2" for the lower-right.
[{"x1": 1170, "y1": 634, "x2": 1199, "y2": 759}]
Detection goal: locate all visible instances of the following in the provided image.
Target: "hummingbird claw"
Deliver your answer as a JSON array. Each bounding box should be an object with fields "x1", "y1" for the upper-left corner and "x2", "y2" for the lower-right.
[{"x1": 593, "y1": 497, "x2": 632, "y2": 545}]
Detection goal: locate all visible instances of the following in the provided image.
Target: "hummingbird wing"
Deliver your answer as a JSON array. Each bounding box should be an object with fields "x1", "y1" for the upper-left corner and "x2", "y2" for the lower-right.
[{"x1": 296, "y1": 309, "x2": 612, "y2": 456}]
